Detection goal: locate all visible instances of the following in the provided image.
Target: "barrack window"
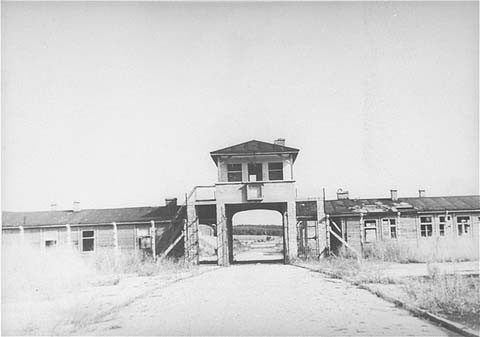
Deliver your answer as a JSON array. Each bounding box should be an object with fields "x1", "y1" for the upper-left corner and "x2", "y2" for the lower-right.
[
  {"x1": 457, "y1": 216, "x2": 471, "y2": 236},
  {"x1": 420, "y1": 216, "x2": 433, "y2": 237},
  {"x1": 81, "y1": 230, "x2": 95, "y2": 252}
]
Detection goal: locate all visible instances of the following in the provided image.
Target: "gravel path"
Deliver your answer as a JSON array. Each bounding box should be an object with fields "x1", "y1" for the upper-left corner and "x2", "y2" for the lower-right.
[{"x1": 80, "y1": 264, "x2": 455, "y2": 336}]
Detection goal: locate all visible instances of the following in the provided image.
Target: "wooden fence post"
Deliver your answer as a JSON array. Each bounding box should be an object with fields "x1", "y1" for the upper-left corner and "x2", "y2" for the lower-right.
[
  {"x1": 326, "y1": 214, "x2": 330, "y2": 255},
  {"x1": 112, "y1": 222, "x2": 119, "y2": 253},
  {"x1": 150, "y1": 220, "x2": 156, "y2": 261},
  {"x1": 19, "y1": 226, "x2": 25, "y2": 245},
  {"x1": 397, "y1": 212, "x2": 401, "y2": 239},
  {"x1": 359, "y1": 213, "x2": 364, "y2": 258},
  {"x1": 183, "y1": 218, "x2": 189, "y2": 262},
  {"x1": 66, "y1": 224, "x2": 72, "y2": 248}
]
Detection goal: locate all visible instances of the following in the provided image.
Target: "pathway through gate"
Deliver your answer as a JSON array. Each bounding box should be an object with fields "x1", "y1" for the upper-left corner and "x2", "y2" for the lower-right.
[
  {"x1": 232, "y1": 209, "x2": 284, "y2": 262},
  {"x1": 79, "y1": 264, "x2": 454, "y2": 336}
]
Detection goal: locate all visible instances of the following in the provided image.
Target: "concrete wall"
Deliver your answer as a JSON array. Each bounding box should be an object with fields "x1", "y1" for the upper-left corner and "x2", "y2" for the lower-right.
[
  {"x1": 215, "y1": 181, "x2": 296, "y2": 204},
  {"x1": 214, "y1": 180, "x2": 297, "y2": 265}
]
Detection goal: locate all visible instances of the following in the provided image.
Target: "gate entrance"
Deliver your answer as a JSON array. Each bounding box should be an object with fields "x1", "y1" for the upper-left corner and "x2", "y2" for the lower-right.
[
  {"x1": 225, "y1": 203, "x2": 287, "y2": 264},
  {"x1": 232, "y1": 210, "x2": 284, "y2": 263}
]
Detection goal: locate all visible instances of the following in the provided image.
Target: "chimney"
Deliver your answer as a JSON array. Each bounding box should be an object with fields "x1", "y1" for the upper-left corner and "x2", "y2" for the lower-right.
[
  {"x1": 50, "y1": 203, "x2": 57, "y2": 211},
  {"x1": 165, "y1": 198, "x2": 178, "y2": 217},
  {"x1": 390, "y1": 189, "x2": 398, "y2": 201},
  {"x1": 73, "y1": 201, "x2": 80, "y2": 212},
  {"x1": 418, "y1": 189, "x2": 426, "y2": 198},
  {"x1": 336, "y1": 188, "x2": 349, "y2": 200},
  {"x1": 274, "y1": 138, "x2": 285, "y2": 147}
]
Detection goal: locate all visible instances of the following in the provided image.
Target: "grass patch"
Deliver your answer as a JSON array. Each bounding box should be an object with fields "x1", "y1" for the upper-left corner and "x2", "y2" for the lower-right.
[
  {"x1": 2, "y1": 244, "x2": 200, "y2": 335},
  {"x1": 361, "y1": 240, "x2": 478, "y2": 263},
  {"x1": 2, "y1": 245, "x2": 195, "y2": 299},
  {"x1": 404, "y1": 272, "x2": 480, "y2": 329},
  {"x1": 92, "y1": 250, "x2": 194, "y2": 277},
  {"x1": 299, "y1": 255, "x2": 396, "y2": 284},
  {"x1": 298, "y1": 254, "x2": 480, "y2": 330}
]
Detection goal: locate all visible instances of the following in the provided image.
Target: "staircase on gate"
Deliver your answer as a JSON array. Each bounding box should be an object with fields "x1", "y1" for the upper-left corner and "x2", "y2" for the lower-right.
[{"x1": 157, "y1": 187, "x2": 200, "y2": 263}]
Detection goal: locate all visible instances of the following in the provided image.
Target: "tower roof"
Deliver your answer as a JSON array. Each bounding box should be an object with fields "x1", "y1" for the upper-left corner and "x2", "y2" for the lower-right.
[{"x1": 210, "y1": 140, "x2": 299, "y2": 165}]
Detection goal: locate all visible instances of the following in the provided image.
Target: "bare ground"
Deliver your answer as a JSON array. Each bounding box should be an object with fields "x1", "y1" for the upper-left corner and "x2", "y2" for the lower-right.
[
  {"x1": 76, "y1": 264, "x2": 456, "y2": 336},
  {"x1": 1, "y1": 266, "x2": 218, "y2": 336}
]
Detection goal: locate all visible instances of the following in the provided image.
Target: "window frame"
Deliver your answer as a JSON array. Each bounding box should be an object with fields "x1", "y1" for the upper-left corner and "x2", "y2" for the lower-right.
[
  {"x1": 419, "y1": 216, "x2": 433, "y2": 238},
  {"x1": 381, "y1": 218, "x2": 397, "y2": 239},
  {"x1": 248, "y1": 163, "x2": 263, "y2": 182},
  {"x1": 364, "y1": 219, "x2": 377, "y2": 243},
  {"x1": 227, "y1": 163, "x2": 242, "y2": 182},
  {"x1": 138, "y1": 236, "x2": 152, "y2": 249},
  {"x1": 42, "y1": 230, "x2": 59, "y2": 248},
  {"x1": 268, "y1": 162, "x2": 284, "y2": 181},
  {"x1": 45, "y1": 240, "x2": 57, "y2": 248},
  {"x1": 389, "y1": 218, "x2": 397, "y2": 239},
  {"x1": 456, "y1": 216, "x2": 471, "y2": 236},
  {"x1": 81, "y1": 229, "x2": 96, "y2": 252},
  {"x1": 438, "y1": 216, "x2": 447, "y2": 237}
]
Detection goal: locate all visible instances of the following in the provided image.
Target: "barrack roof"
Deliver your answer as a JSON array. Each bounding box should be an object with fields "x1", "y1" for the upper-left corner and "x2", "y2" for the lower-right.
[
  {"x1": 325, "y1": 195, "x2": 480, "y2": 216},
  {"x1": 2, "y1": 205, "x2": 184, "y2": 228}
]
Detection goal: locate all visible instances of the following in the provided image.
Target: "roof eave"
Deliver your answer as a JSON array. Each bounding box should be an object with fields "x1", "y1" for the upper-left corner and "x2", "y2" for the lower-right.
[{"x1": 210, "y1": 150, "x2": 299, "y2": 165}]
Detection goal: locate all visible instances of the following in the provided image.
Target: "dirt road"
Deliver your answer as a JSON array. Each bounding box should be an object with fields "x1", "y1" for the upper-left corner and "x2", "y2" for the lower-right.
[{"x1": 80, "y1": 264, "x2": 455, "y2": 336}]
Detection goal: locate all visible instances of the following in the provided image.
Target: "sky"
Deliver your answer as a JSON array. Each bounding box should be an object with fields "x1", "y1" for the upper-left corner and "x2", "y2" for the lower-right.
[{"x1": 2, "y1": 1, "x2": 479, "y2": 212}]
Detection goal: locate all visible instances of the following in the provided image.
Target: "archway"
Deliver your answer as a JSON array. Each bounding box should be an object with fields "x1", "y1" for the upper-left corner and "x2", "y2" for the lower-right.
[{"x1": 229, "y1": 207, "x2": 285, "y2": 263}]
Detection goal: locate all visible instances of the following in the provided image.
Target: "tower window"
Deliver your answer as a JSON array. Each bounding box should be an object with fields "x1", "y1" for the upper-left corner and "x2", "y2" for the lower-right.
[
  {"x1": 227, "y1": 164, "x2": 242, "y2": 182},
  {"x1": 268, "y1": 162, "x2": 283, "y2": 181},
  {"x1": 248, "y1": 163, "x2": 263, "y2": 182}
]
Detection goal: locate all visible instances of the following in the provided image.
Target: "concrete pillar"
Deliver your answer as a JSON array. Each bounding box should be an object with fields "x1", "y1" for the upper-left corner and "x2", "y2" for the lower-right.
[
  {"x1": 217, "y1": 160, "x2": 223, "y2": 182},
  {"x1": 283, "y1": 211, "x2": 290, "y2": 260},
  {"x1": 286, "y1": 201, "x2": 298, "y2": 261},
  {"x1": 216, "y1": 203, "x2": 228, "y2": 266},
  {"x1": 241, "y1": 162, "x2": 248, "y2": 182},
  {"x1": 290, "y1": 154, "x2": 294, "y2": 180},
  {"x1": 262, "y1": 162, "x2": 269, "y2": 181},
  {"x1": 284, "y1": 156, "x2": 293, "y2": 180}
]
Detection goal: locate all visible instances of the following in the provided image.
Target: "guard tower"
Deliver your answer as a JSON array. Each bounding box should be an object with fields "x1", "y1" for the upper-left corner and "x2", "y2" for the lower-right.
[
  {"x1": 210, "y1": 139, "x2": 300, "y2": 264},
  {"x1": 159, "y1": 139, "x2": 326, "y2": 266}
]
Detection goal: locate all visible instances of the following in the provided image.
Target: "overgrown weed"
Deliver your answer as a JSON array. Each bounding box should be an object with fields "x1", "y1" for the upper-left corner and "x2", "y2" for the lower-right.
[
  {"x1": 404, "y1": 271, "x2": 480, "y2": 328},
  {"x1": 92, "y1": 250, "x2": 193, "y2": 277},
  {"x1": 362, "y1": 240, "x2": 477, "y2": 263},
  {"x1": 299, "y1": 246, "x2": 480, "y2": 329}
]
